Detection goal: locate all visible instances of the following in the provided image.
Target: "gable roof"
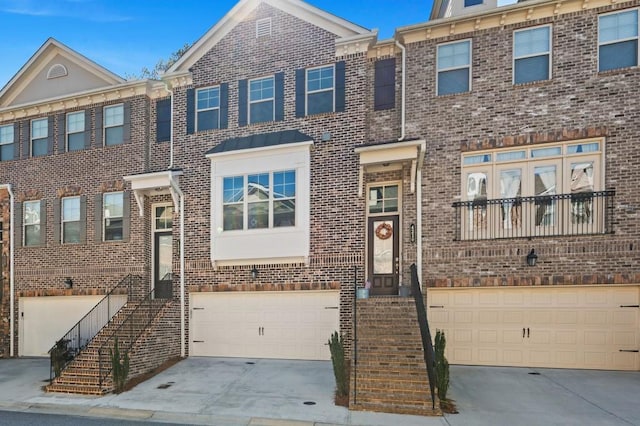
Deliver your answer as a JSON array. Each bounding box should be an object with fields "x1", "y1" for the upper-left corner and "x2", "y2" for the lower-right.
[
  {"x1": 166, "y1": 0, "x2": 371, "y2": 75},
  {"x1": 0, "y1": 38, "x2": 125, "y2": 109},
  {"x1": 206, "y1": 129, "x2": 313, "y2": 156}
]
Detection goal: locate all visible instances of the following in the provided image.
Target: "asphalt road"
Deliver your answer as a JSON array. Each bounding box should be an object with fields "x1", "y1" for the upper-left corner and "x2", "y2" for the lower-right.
[{"x1": 0, "y1": 410, "x2": 189, "y2": 426}]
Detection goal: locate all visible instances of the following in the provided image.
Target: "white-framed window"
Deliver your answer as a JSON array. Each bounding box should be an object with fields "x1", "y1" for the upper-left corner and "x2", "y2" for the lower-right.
[
  {"x1": 460, "y1": 140, "x2": 605, "y2": 239},
  {"x1": 62, "y1": 196, "x2": 81, "y2": 244},
  {"x1": 222, "y1": 170, "x2": 296, "y2": 231},
  {"x1": 368, "y1": 184, "x2": 399, "y2": 214},
  {"x1": 196, "y1": 86, "x2": 220, "y2": 131},
  {"x1": 437, "y1": 39, "x2": 472, "y2": 96},
  {"x1": 66, "y1": 111, "x2": 85, "y2": 151},
  {"x1": 513, "y1": 25, "x2": 552, "y2": 84},
  {"x1": 31, "y1": 118, "x2": 48, "y2": 157},
  {"x1": 154, "y1": 204, "x2": 173, "y2": 231},
  {"x1": 209, "y1": 141, "x2": 311, "y2": 266},
  {"x1": 23, "y1": 200, "x2": 41, "y2": 246},
  {"x1": 306, "y1": 65, "x2": 335, "y2": 115},
  {"x1": 0, "y1": 124, "x2": 14, "y2": 161},
  {"x1": 104, "y1": 104, "x2": 124, "y2": 146},
  {"x1": 103, "y1": 192, "x2": 124, "y2": 241},
  {"x1": 249, "y1": 76, "x2": 274, "y2": 124},
  {"x1": 464, "y1": 0, "x2": 483, "y2": 6},
  {"x1": 599, "y1": 9, "x2": 639, "y2": 72}
]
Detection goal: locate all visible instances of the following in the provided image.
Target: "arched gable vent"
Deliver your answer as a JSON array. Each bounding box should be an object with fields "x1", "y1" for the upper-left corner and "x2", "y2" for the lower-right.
[{"x1": 47, "y1": 63, "x2": 68, "y2": 79}]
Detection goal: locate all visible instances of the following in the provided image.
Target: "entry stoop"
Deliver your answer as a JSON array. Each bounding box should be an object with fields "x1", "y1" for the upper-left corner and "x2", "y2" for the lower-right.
[{"x1": 349, "y1": 297, "x2": 441, "y2": 416}]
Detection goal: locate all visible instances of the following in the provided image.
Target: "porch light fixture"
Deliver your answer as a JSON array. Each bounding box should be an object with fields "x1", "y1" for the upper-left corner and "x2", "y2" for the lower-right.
[
  {"x1": 64, "y1": 277, "x2": 73, "y2": 289},
  {"x1": 526, "y1": 249, "x2": 538, "y2": 267},
  {"x1": 251, "y1": 266, "x2": 258, "y2": 279}
]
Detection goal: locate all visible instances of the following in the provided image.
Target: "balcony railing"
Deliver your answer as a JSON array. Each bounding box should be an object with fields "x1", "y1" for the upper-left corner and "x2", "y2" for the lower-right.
[{"x1": 453, "y1": 190, "x2": 615, "y2": 241}]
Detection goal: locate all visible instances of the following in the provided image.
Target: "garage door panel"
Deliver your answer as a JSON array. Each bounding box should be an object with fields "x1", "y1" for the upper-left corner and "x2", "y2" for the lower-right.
[
  {"x1": 190, "y1": 291, "x2": 339, "y2": 360},
  {"x1": 427, "y1": 286, "x2": 640, "y2": 371}
]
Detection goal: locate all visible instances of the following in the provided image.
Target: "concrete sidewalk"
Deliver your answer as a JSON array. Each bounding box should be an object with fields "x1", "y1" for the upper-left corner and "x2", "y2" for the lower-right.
[{"x1": 1, "y1": 358, "x2": 638, "y2": 425}]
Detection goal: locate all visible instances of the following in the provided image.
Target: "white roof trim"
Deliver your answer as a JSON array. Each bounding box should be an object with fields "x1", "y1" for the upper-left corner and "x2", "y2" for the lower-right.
[
  {"x1": 206, "y1": 139, "x2": 313, "y2": 159},
  {"x1": 166, "y1": 0, "x2": 371, "y2": 75}
]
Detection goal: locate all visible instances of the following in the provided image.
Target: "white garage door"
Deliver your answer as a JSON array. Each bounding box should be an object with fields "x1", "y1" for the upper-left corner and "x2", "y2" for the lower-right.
[
  {"x1": 190, "y1": 291, "x2": 340, "y2": 360},
  {"x1": 19, "y1": 295, "x2": 107, "y2": 357},
  {"x1": 427, "y1": 286, "x2": 639, "y2": 371}
]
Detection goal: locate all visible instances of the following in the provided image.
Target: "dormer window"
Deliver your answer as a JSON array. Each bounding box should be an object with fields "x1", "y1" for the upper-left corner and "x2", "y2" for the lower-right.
[{"x1": 464, "y1": 0, "x2": 483, "y2": 6}]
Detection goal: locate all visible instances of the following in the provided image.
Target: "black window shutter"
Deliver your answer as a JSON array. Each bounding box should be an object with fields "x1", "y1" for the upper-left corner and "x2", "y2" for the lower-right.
[
  {"x1": 186, "y1": 88, "x2": 195, "y2": 135},
  {"x1": 52, "y1": 198, "x2": 61, "y2": 245},
  {"x1": 56, "y1": 113, "x2": 65, "y2": 153},
  {"x1": 47, "y1": 116, "x2": 55, "y2": 155},
  {"x1": 94, "y1": 193, "x2": 103, "y2": 243},
  {"x1": 275, "y1": 72, "x2": 285, "y2": 122},
  {"x1": 335, "y1": 61, "x2": 346, "y2": 113},
  {"x1": 79, "y1": 195, "x2": 87, "y2": 244},
  {"x1": 238, "y1": 79, "x2": 248, "y2": 127},
  {"x1": 12, "y1": 123, "x2": 19, "y2": 160},
  {"x1": 84, "y1": 110, "x2": 92, "y2": 149},
  {"x1": 39, "y1": 199, "x2": 47, "y2": 246},
  {"x1": 156, "y1": 98, "x2": 171, "y2": 143},
  {"x1": 220, "y1": 83, "x2": 229, "y2": 129},
  {"x1": 122, "y1": 102, "x2": 131, "y2": 144},
  {"x1": 295, "y1": 68, "x2": 306, "y2": 118},
  {"x1": 122, "y1": 190, "x2": 131, "y2": 242},
  {"x1": 375, "y1": 58, "x2": 396, "y2": 111},
  {"x1": 95, "y1": 108, "x2": 103, "y2": 147},
  {"x1": 21, "y1": 121, "x2": 29, "y2": 159},
  {"x1": 14, "y1": 202, "x2": 22, "y2": 247}
]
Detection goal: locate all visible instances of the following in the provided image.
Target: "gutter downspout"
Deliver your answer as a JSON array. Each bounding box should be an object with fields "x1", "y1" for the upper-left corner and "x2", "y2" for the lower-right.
[
  {"x1": 395, "y1": 40, "x2": 406, "y2": 141},
  {"x1": 168, "y1": 176, "x2": 185, "y2": 358},
  {"x1": 0, "y1": 184, "x2": 15, "y2": 357}
]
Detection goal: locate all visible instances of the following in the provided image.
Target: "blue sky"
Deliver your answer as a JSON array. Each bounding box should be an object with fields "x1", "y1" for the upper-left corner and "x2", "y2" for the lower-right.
[{"x1": 0, "y1": 0, "x2": 434, "y2": 88}]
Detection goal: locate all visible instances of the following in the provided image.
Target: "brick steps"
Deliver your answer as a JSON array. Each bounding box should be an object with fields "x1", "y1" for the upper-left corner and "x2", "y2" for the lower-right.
[{"x1": 350, "y1": 297, "x2": 441, "y2": 417}]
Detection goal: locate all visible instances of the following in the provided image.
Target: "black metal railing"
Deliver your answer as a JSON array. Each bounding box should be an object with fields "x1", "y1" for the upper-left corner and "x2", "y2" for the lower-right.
[
  {"x1": 410, "y1": 263, "x2": 436, "y2": 410},
  {"x1": 49, "y1": 275, "x2": 140, "y2": 382},
  {"x1": 453, "y1": 190, "x2": 615, "y2": 241},
  {"x1": 97, "y1": 287, "x2": 168, "y2": 388}
]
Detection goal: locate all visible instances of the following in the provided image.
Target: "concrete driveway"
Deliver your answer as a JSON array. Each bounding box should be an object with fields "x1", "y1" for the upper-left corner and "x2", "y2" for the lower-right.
[{"x1": 0, "y1": 357, "x2": 638, "y2": 425}]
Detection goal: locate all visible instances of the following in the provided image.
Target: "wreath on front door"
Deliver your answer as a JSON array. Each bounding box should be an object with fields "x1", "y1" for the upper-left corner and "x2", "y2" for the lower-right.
[{"x1": 375, "y1": 222, "x2": 393, "y2": 240}]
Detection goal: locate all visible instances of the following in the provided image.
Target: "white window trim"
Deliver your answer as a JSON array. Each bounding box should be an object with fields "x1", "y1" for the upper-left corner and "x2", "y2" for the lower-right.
[
  {"x1": 208, "y1": 141, "x2": 312, "y2": 267},
  {"x1": 512, "y1": 24, "x2": 552, "y2": 85},
  {"x1": 196, "y1": 86, "x2": 221, "y2": 131},
  {"x1": 61, "y1": 196, "x2": 80, "y2": 244},
  {"x1": 0, "y1": 124, "x2": 13, "y2": 145},
  {"x1": 103, "y1": 191, "x2": 124, "y2": 242},
  {"x1": 66, "y1": 111, "x2": 85, "y2": 151},
  {"x1": 306, "y1": 64, "x2": 335, "y2": 115},
  {"x1": 30, "y1": 118, "x2": 48, "y2": 156},
  {"x1": 23, "y1": 200, "x2": 40, "y2": 246},
  {"x1": 436, "y1": 39, "x2": 472, "y2": 96},
  {"x1": 248, "y1": 76, "x2": 275, "y2": 124},
  {"x1": 103, "y1": 103, "x2": 124, "y2": 146},
  {"x1": 597, "y1": 8, "x2": 640, "y2": 72},
  {"x1": 366, "y1": 181, "x2": 402, "y2": 217}
]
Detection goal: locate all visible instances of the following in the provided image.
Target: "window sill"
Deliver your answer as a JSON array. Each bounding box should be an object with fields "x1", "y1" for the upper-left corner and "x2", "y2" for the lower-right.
[
  {"x1": 512, "y1": 79, "x2": 551, "y2": 88},
  {"x1": 597, "y1": 65, "x2": 638, "y2": 76}
]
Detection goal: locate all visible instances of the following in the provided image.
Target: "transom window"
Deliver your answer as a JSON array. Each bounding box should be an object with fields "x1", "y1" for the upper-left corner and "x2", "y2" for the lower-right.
[
  {"x1": 66, "y1": 111, "x2": 85, "y2": 151},
  {"x1": 513, "y1": 25, "x2": 551, "y2": 84},
  {"x1": 223, "y1": 170, "x2": 295, "y2": 231},
  {"x1": 0, "y1": 124, "x2": 14, "y2": 161},
  {"x1": 155, "y1": 205, "x2": 173, "y2": 231},
  {"x1": 103, "y1": 192, "x2": 124, "y2": 241},
  {"x1": 599, "y1": 9, "x2": 638, "y2": 72},
  {"x1": 31, "y1": 118, "x2": 48, "y2": 157},
  {"x1": 104, "y1": 104, "x2": 124, "y2": 146},
  {"x1": 437, "y1": 40, "x2": 471, "y2": 96},
  {"x1": 306, "y1": 65, "x2": 335, "y2": 115},
  {"x1": 62, "y1": 196, "x2": 81, "y2": 244},
  {"x1": 23, "y1": 200, "x2": 41, "y2": 246},
  {"x1": 196, "y1": 87, "x2": 220, "y2": 131},
  {"x1": 459, "y1": 140, "x2": 606, "y2": 239},
  {"x1": 368, "y1": 184, "x2": 399, "y2": 214},
  {"x1": 249, "y1": 76, "x2": 274, "y2": 124}
]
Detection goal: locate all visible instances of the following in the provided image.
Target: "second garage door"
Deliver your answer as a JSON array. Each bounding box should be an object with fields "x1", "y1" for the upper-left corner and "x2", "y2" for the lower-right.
[
  {"x1": 427, "y1": 285, "x2": 639, "y2": 371},
  {"x1": 190, "y1": 291, "x2": 340, "y2": 360}
]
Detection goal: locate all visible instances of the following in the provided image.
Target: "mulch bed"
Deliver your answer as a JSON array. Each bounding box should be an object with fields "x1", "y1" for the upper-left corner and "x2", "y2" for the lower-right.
[{"x1": 117, "y1": 356, "x2": 184, "y2": 394}]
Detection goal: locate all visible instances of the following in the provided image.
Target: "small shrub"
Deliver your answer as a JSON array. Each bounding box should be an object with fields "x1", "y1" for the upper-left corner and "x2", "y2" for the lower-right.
[
  {"x1": 434, "y1": 330, "x2": 450, "y2": 402},
  {"x1": 110, "y1": 338, "x2": 130, "y2": 393},
  {"x1": 328, "y1": 331, "x2": 348, "y2": 397},
  {"x1": 51, "y1": 339, "x2": 73, "y2": 378}
]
